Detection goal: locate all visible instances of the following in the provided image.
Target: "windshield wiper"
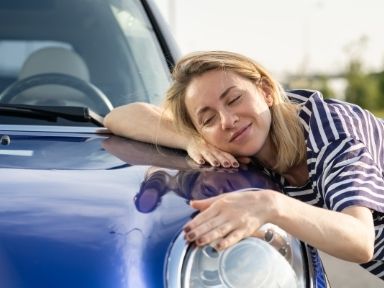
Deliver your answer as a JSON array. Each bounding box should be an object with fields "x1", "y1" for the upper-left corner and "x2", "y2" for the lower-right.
[{"x1": 0, "y1": 104, "x2": 104, "y2": 126}]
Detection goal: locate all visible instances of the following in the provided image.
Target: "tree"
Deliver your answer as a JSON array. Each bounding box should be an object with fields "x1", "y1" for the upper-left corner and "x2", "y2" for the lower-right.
[
  {"x1": 344, "y1": 36, "x2": 381, "y2": 111},
  {"x1": 344, "y1": 58, "x2": 380, "y2": 110}
]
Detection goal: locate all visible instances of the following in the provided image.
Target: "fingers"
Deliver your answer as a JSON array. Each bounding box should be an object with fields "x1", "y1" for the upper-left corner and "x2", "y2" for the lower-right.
[
  {"x1": 186, "y1": 138, "x2": 240, "y2": 168},
  {"x1": 184, "y1": 200, "x2": 220, "y2": 233},
  {"x1": 185, "y1": 215, "x2": 231, "y2": 243},
  {"x1": 184, "y1": 214, "x2": 251, "y2": 250},
  {"x1": 215, "y1": 229, "x2": 248, "y2": 250},
  {"x1": 190, "y1": 197, "x2": 219, "y2": 211},
  {"x1": 205, "y1": 150, "x2": 239, "y2": 168},
  {"x1": 184, "y1": 192, "x2": 268, "y2": 250},
  {"x1": 184, "y1": 199, "x2": 242, "y2": 248},
  {"x1": 185, "y1": 217, "x2": 234, "y2": 248},
  {"x1": 187, "y1": 149, "x2": 207, "y2": 165},
  {"x1": 190, "y1": 148, "x2": 239, "y2": 168}
]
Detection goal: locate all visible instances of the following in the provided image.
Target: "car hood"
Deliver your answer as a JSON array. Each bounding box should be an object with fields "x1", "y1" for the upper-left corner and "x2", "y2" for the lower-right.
[{"x1": 0, "y1": 131, "x2": 278, "y2": 288}]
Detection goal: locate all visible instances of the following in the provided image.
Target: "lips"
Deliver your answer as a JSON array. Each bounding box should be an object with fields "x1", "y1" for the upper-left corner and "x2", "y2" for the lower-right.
[{"x1": 229, "y1": 123, "x2": 252, "y2": 142}]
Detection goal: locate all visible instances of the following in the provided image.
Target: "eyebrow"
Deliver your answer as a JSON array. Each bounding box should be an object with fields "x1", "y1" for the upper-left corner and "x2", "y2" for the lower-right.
[{"x1": 196, "y1": 86, "x2": 236, "y2": 120}]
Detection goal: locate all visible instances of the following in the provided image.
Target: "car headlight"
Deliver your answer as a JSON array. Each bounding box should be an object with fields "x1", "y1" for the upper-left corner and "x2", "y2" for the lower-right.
[{"x1": 165, "y1": 224, "x2": 306, "y2": 288}]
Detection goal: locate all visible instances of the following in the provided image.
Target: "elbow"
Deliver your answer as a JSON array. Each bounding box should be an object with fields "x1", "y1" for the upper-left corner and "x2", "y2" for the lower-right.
[
  {"x1": 355, "y1": 243, "x2": 374, "y2": 264},
  {"x1": 103, "y1": 111, "x2": 117, "y2": 133},
  {"x1": 103, "y1": 104, "x2": 131, "y2": 133},
  {"x1": 357, "y1": 223, "x2": 376, "y2": 264},
  {"x1": 103, "y1": 102, "x2": 150, "y2": 136},
  {"x1": 103, "y1": 111, "x2": 114, "y2": 130},
  {"x1": 349, "y1": 237, "x2": 375, "y2": 264}
]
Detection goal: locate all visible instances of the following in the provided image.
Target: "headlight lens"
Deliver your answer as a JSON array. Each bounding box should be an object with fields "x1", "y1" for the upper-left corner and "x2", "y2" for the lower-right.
[
  {"x1": 184, "y1": 237, "x2": 297, "y2": 287},
  {"x1": 166, "y1": 224, "x2": 306, "y2": 288}
]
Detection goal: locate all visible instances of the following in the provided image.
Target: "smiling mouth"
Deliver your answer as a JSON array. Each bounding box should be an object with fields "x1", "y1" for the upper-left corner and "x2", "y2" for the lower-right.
[{"x1": 229, "y1": 123, "x2": 252, "y2": 142}]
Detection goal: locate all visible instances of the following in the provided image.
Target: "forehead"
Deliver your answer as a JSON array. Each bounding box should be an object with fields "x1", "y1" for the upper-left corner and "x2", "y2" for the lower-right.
[
  {"x1": 186, "y1": 70, "x2": 244, "y2": 99},
  {"x1": 184, "y1": 70, "x2": 251, "y2": 112}
]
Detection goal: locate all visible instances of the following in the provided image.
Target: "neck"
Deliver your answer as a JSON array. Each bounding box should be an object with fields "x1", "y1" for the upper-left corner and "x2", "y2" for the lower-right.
[
  {"x1": 253, "y1": 135, "x2": 277, "y2": 169},
  {"x1": 252, "y1": 135, "x2": 309, "y2": 186},
  {"x1": 282, "y1": 161, "x2": 309, "y2": 186}
]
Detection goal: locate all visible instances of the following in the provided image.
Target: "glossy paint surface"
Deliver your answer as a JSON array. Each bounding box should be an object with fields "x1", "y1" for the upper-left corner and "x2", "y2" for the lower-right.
[
  {"x1": 0, "y1": 132, "x2": 281, "y2": 288},
  {"x1": 0, "y1": 134, "x2": 186, "y2": 287}
]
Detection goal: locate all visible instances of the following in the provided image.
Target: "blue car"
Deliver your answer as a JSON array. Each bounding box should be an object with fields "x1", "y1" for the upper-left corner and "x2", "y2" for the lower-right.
[{"x1": 0, "y1": 0, "x2": 330, "y2": 287}]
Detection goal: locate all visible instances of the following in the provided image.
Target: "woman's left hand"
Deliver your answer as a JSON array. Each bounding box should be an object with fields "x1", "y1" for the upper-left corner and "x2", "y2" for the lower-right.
[{"x1": 183, "y1": 190, "x2": 277, "y2": 250}]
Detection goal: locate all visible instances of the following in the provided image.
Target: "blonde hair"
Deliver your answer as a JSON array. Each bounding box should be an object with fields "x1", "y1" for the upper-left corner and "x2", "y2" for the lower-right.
[{"x1": 164, "y1": 51, "x2": 305, "y2": 174}]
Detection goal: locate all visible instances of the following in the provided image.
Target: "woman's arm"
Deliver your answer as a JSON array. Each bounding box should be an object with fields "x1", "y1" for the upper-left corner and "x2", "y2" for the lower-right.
[
  {"x1": 184, "y1": 190, "x2": 375, "y2": 263},
  {"x1": 273, "y1": 193, "x2": 374, "y2": 263},
  {"x1": 104, "y1": 103, "x2": 240, "y2": 167},
  {"x1": 104, "y1": 102, "x2": 187, "y2": 150}
]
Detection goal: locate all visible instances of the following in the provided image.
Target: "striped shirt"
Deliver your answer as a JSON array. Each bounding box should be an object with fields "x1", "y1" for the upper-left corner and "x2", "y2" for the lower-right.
[{"x1": 272, "y1": 90, "x2": 384, "y2": 279}]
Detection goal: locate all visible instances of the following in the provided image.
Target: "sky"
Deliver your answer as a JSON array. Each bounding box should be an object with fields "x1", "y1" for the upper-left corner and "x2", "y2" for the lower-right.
[{"x1": 154, "y1": 0, "x2": 384, "y2": 79}]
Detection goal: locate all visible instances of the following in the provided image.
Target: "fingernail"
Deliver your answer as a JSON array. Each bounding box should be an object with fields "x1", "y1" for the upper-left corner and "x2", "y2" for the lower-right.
[
  {"x1": 199, "y1": 159, "x2": 205, "y2": 164},
  {"x1": 187, "y1": 232, "x2": 195, "y2": 240},
  {"x1": 223, "y1": 161, "x2": 230, "y2": 167},
  {"x1": 184, "y1": 226, "x2": 191, "y2": 233},
  {"x1": 213, "y1": 161, "x2": 220, "y2": 167},
  {"x1": 233, "y1": 162, "x2": 239, "y2": 168},
  {"x1": 215, "y1": 242, "x2": 223, "y2": 250}
]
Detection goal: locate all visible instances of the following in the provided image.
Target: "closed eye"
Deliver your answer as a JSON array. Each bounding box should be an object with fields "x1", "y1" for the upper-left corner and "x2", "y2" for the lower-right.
[
  {"x1": 228, "y1": 95, "x2": 241, "y2": 105},
  {"x1": 202, "y1": 114, "x2": 216, "y2": 126}
]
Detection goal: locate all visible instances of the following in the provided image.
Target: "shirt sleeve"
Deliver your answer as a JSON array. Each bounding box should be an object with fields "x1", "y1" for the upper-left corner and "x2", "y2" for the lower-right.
[{"x1": 311, "y1": 137, "x2": 384, "y2": 213}]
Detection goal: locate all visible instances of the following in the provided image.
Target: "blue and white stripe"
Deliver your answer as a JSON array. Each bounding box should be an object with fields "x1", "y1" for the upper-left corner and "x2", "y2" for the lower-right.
[{"x1": 285, "y1": 90, "x2": 384, "y2": 279}]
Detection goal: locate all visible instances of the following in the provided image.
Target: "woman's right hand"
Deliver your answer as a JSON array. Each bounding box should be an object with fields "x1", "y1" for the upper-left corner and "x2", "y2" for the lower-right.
[{"x1": 186, "y1": 137, "x2": 245, "y2": 168}]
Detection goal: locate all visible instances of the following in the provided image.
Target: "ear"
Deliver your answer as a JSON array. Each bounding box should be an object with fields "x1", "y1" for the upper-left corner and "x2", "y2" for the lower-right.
[
  {"x1": 259, "y1": 77, "x2": 274, "y2": 107},
  {"x1": 263, "y1": 92, "x2": 273, "y2": 107}
]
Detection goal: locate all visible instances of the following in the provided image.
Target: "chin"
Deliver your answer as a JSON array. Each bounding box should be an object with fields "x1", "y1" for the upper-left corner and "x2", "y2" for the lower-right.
[{"x1": 238, "y1": 143, "x2": 262, "y2": 156}]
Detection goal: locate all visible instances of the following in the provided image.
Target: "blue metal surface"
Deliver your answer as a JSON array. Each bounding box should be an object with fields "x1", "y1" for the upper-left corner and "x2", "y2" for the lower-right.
[
  {"x1": 308, "y1": 246, "x2": 329, "y2": 288},
  {"x1": 0, "y1": 133, "x2": 189, "y2": 287},
  {"x1": 0, "y1": 132, "x2": 330, "y2": 287}
]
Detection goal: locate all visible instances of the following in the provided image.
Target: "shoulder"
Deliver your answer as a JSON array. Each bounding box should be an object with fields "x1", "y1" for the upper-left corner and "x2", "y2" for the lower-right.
[
  {"x1": 286, "y1": 89, "x2": 321, "y2": 104},
  {"x1": 286, "y1": 89, "x2": 341, "y2": 151},
  {"x1": 287, "y1": 89, "x2": 383, "y2": 153}
]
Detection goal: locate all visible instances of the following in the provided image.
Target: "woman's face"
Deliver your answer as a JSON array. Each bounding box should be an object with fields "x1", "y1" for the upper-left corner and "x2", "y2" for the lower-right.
[
  {"x1": 189, "y1": 170, "x2": 251, "y2": 199},
  {"x1": 184, "y1": 70, "x2": 273, "y2": 157}
]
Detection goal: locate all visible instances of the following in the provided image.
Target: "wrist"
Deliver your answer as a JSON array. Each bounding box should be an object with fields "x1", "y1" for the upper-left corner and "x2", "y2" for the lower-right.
[{"x1": 258, "y1": 189, "x2": 282, "y2": 225}]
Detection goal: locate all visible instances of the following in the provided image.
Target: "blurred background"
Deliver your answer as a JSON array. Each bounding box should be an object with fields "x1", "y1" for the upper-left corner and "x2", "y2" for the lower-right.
[
  {"x1": 155, "y1": 0, "x2": 384, "y2": 117},
  {"x1": 154, "y1": 1, "x2": 384, "y2": 287}
]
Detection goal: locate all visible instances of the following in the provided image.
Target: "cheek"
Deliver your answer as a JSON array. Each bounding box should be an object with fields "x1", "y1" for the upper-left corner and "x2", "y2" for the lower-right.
[
  {"x1": 200, "y1": 128, "x2": 222, "y2": 145},
  {"x1": 251, "y1": 99, "x2": 269, "y2": 115},
  {"x1": 263, "y1": 110, "x2": 272, "y2": 129}
]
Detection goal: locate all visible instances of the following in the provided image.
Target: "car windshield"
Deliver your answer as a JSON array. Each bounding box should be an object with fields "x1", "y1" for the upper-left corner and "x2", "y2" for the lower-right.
[{"x1": 0, "y1": 0, "x2": 171, "y2": 124}]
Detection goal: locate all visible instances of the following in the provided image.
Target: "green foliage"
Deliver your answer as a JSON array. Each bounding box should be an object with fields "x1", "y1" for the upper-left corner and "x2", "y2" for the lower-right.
[
  {"x1": 374, "y1": 71, "x2": 384, "y2": 108},
  {"x1": 314, "y1": 75, "x2": 335, "y2": 99},
  {"x1": 344, "y1": 59, "x2": 381, "y2": 110},
  {"x1": 343, "y1": 36, "x2": 384, "y2": 110},
  {"x1": 286, "y1": 35, "x2": 384, "y2": 109}
]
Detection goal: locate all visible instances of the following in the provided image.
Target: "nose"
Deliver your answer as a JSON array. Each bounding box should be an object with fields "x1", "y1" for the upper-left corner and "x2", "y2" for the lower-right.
[{"x1": 220, "y1": 109, "x2": 238, "y2": 130}]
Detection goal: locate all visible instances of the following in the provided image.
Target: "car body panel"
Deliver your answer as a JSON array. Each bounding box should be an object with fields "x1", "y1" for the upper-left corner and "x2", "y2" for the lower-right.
[
  {"x1": 0, "y1": 132, "x2": 289, "y2": 287},
  {"x1": 0, "y1": 133, "x2": 191, "y2": 287}
]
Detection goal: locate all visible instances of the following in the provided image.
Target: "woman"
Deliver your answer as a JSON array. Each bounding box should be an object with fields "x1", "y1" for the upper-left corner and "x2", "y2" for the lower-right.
[{"x1": 104, "y1": 51, "x2": 384, "y2": 279}]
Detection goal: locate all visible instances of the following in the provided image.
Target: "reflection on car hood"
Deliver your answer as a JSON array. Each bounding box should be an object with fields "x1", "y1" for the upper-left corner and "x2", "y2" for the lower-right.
[
  {"x1": 0, "y1": 132, "x2": 278, "y2": 288},
  {"x1": 0, "y1": 131, "x2": 124, "y2": 170},
  {"x1": 0, "y1": 167, "x2": 192, "y2": 288}
]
